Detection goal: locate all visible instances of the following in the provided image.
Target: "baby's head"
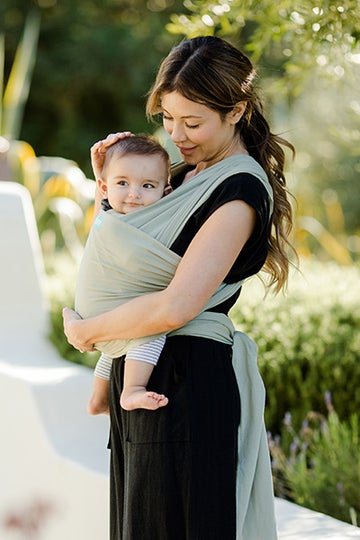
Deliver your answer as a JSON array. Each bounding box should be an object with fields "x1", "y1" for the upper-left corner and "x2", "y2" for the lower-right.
[{"x1": 98, "y1": 135, "x2": 171, "y2": 214}]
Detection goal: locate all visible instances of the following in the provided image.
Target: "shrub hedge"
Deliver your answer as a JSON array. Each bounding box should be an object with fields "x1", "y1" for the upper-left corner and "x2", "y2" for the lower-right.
[
  {"x1": 230, "y1": 261, "x2": 360, "y2": 433},
  {"x1": 268, "y1": 399, "x2": 360, "y2": 526}
]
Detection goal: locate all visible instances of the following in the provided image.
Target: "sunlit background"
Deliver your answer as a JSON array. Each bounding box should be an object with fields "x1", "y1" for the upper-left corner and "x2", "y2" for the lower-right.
[{"x1": 1, "y1": 0, "x2": 359, "y2": 533}]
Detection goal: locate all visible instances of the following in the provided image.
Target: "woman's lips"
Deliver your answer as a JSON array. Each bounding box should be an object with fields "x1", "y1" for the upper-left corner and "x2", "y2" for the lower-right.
[{"x1": 177, "y1": 146, "x2": 196, "y2": 156}]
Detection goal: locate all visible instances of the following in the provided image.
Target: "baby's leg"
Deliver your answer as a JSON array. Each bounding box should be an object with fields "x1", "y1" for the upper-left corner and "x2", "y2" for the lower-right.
[
  {"x1": 88, "y1": 376, "x2": 110, "y2": 415},
  {"x1": 121, "y1": 359, "x2": 168, "y2": 411}
]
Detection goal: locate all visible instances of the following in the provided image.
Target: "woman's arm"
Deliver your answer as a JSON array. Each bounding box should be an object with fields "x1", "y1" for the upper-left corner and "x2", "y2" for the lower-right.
[{"x1": 63, "y1": 200, "x2": 256, "y2": 350}]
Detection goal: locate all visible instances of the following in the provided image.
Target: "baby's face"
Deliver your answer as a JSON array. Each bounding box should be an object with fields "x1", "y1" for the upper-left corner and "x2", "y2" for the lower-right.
[{"x1": 103, "y1": 154, "x2": 168, "y2": 214}]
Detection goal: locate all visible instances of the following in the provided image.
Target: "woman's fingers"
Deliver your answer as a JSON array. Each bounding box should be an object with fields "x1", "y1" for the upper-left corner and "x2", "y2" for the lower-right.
[
  {"x1": 106, "y1": 131, "x2": 134, "y2": 142},
  {"x1": 62, "y1": 307, "x2": 95, "y2": 352},
  {"x1": 90, "y1": 132, "x2": 134, "y2": 179},
  {"x1": 91, "y1": 131, "x2": 134, "y2": 152},
  {"x1": 62, "y1": 307, "x2": 80, "y2": 343}
]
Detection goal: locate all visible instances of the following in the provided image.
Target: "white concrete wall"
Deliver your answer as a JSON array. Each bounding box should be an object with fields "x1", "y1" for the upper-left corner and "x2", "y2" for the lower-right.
[
  {"x1": 0, "y1": 182, "x2": 109, "y2": 539},
  {"x1": 0, "y1": 181, "x2": 359, "y2": 539}
]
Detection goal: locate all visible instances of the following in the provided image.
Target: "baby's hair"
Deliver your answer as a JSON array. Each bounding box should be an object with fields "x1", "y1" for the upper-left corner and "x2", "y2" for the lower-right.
[{"x1": 102, "y1": 135, "x2": 171, "y2": 181}]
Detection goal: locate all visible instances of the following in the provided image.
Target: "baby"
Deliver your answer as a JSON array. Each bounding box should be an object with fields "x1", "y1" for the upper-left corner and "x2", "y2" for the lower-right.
[{"x1": 84, "y1": 135, "x2": 172, "y2": 415}]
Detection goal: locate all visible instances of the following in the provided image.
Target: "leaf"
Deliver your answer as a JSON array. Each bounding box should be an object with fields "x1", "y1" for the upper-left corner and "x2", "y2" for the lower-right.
[{"x1": 2, "y1": 9, "x2": 41, "y2": 139}]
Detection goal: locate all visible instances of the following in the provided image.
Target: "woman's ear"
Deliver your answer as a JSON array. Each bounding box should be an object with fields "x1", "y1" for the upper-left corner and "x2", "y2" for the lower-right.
[{"x1": 228, "y1": 102, "x2": 247, "y2": 125}]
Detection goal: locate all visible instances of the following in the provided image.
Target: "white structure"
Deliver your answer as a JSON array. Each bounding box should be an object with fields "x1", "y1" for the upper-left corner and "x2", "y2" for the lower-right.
[
  {"x1": 0, "y1": 181, "x2": 358, "y2": 539},
  {"x1": 0, "y1": 182, "x2": 109, "y2": 539}
]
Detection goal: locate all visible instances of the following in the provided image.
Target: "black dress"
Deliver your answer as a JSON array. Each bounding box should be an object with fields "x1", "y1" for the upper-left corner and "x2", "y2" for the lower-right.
[{"x1": 108, "y1": 172, "x2": 271, "y2": 540}]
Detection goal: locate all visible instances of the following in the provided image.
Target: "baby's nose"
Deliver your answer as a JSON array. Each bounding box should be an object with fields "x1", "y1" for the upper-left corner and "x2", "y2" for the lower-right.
[{"x1": 128, "y1": 187, "x2": 141, "y2": 199}]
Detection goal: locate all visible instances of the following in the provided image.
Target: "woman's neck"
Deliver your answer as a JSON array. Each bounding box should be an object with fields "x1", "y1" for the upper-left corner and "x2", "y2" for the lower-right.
[{"x1": 189, "y1": 140, "x2": 248, "y2": 180}]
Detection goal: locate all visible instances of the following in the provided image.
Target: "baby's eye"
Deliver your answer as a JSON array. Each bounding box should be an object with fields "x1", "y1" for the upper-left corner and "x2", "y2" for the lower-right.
[
  {"x1": 118, "y1": 180, "x2": 128, "y2": 186},
  {"x1": 143, "y1": 183, "x2": 156, "y2": 189}
]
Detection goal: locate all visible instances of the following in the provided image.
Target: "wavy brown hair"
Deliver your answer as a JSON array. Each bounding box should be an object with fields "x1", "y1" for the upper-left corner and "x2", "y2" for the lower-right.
[{"x1": 146, "y1": 36, "x2": 296, "y2": 292}]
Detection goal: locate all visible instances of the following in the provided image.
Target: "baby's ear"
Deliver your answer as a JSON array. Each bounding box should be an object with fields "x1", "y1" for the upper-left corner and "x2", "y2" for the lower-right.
[
  {"x1": 97, "y1": 177, "x2": 108, "y2": 197},
  {"x1": 164, "y1": 185, "x2": 173, "y2": 196}
]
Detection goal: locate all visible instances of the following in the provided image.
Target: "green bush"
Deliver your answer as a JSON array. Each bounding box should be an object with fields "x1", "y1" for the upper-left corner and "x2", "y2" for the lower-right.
[
  {"x1": 45, "y1": 253, "x2": 99, "y2": 369},
  {"x1": 230, "y1": 261, "x2": 360, "y2": 433},
  {"x1": 268, "y1": 396, "x2": 359, "y2": 526}
]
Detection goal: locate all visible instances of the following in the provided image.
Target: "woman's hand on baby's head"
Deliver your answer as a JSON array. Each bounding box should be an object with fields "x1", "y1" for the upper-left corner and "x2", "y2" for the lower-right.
[
  {"x1": 91, "y1": 132, "x2": 134, "y2": 179},
  {"x1": 92, "y1": 131, "x2": 134, "y2": 152}
]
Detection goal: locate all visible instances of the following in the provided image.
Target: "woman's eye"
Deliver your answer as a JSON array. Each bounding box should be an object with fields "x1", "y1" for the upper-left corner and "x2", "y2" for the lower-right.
[
  {"x1": 185, "y1": 123, "x2": 199, "y2": 129},
  {"x1": 162, "y1": 114, "x2": 172, "y2": 121}
]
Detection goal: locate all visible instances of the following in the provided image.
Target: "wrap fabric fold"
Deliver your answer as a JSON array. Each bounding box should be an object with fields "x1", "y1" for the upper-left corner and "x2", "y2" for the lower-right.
[
  {"x1": 75, "y1": 154, "x2": 277, "y2": 539},
  {"x1": 75, "y1": 154, "x2": 273, "y2": 358},
  {"x1": 171, "y1": 313, "x2": 278, "y2": 540}
]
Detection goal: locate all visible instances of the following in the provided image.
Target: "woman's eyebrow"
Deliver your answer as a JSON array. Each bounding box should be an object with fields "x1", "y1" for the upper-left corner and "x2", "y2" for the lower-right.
[{"x1": 162, "y1": 108, "x2": 203, "y2": 119}]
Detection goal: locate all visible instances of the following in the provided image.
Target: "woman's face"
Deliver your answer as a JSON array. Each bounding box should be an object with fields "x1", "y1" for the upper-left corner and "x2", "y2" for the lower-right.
[{"x1": 161, "y1": 91, "x2": 244, "y2": 169}]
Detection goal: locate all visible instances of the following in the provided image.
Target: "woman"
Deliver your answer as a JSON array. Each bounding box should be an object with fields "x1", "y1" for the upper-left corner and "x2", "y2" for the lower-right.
[{"x1": 63, "y1": 36, "x2": 294, "y2": 540}]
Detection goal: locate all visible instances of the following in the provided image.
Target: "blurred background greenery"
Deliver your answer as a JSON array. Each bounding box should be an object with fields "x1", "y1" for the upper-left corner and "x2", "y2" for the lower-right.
[
  {"x1": 1, "y1": 0, "x2": 359, "y2": 259},
  {"x1": 1, "y1": 0, "x2": 360, "y2": 526}
]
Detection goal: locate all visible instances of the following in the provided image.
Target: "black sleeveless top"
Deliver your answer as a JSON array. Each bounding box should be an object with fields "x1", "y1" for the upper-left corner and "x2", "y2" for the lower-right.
[{"x1": 169, "y1": 167, "x2": 271, "y2": 313}]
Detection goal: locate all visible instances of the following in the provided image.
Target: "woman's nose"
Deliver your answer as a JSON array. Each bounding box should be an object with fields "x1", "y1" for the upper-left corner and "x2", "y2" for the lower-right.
[{"x1": 170, "y1": 122, "x2": 187, "y2": 143}]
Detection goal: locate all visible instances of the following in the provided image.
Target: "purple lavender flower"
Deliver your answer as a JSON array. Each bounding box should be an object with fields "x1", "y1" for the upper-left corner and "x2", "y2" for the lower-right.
[
  {"x1": 324, "y1": 390, "x2": 334, "y2": 412},
  {"x1": 284, "y1": 411, "x2": 292, "y2": 427}
]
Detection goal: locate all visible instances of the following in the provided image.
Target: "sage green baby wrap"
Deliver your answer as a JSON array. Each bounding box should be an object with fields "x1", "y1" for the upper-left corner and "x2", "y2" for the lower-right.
[{"x1": 75, "y1": 154, "x2": 278, "y2": 540}]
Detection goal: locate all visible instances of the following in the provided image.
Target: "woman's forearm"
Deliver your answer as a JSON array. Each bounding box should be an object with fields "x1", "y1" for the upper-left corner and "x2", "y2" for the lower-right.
[
  {"x1": 70, "y1": 289, "x2": 183, "y2": 347},
  {"x1": 64, "y1": 200, "x2": 256, "y2": 351}
]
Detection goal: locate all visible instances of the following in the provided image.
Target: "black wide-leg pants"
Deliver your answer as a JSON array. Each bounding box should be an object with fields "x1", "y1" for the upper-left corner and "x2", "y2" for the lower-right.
[{"x1": 109, "y1": 335, "x2": 240, "y2": 540}]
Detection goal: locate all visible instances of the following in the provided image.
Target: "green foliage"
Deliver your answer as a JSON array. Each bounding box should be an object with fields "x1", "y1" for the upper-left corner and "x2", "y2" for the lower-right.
[
  {"x1": 7, "y1": 145, "x2": 96, "y2": 260},
  {"x1": 2, "y1": 1, "x2": 359, "y2": 254},
  {"x1": 166, "y1": 0, "x2": 360, "y2": 255},
  {"x1": 287, "y1": 72, "x2": 360, "y2": 244},
  {"x1": 167, "y1": 0, "x2": 360, "y2": 95},
  {"x1": 269, "y1": 399, "x2": 360, "y2": 526},
  {"x1": 32, "y1": 156, "x2": 95, "y2": 257},
  {"x1": 1, "y1": 8, "x2": 40, "y2": 139},
  {"x1": 1, "y1": 0, "x2": 183, "y2": 176},
  {"x1": 0, "y1": 8, "x2": 40, "y2": 183},
  {"x1": 230, "y1": 261, "x2": 360, "y2": 433},
  {"x1": 45, "y1": 252, "x2": 99, "y2": 369}
]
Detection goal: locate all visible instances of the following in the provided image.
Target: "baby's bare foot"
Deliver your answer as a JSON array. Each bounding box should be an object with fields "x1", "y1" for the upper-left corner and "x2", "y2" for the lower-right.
[{"x1": 120, "y1": 388, "x2": 169, "y2": 411}]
